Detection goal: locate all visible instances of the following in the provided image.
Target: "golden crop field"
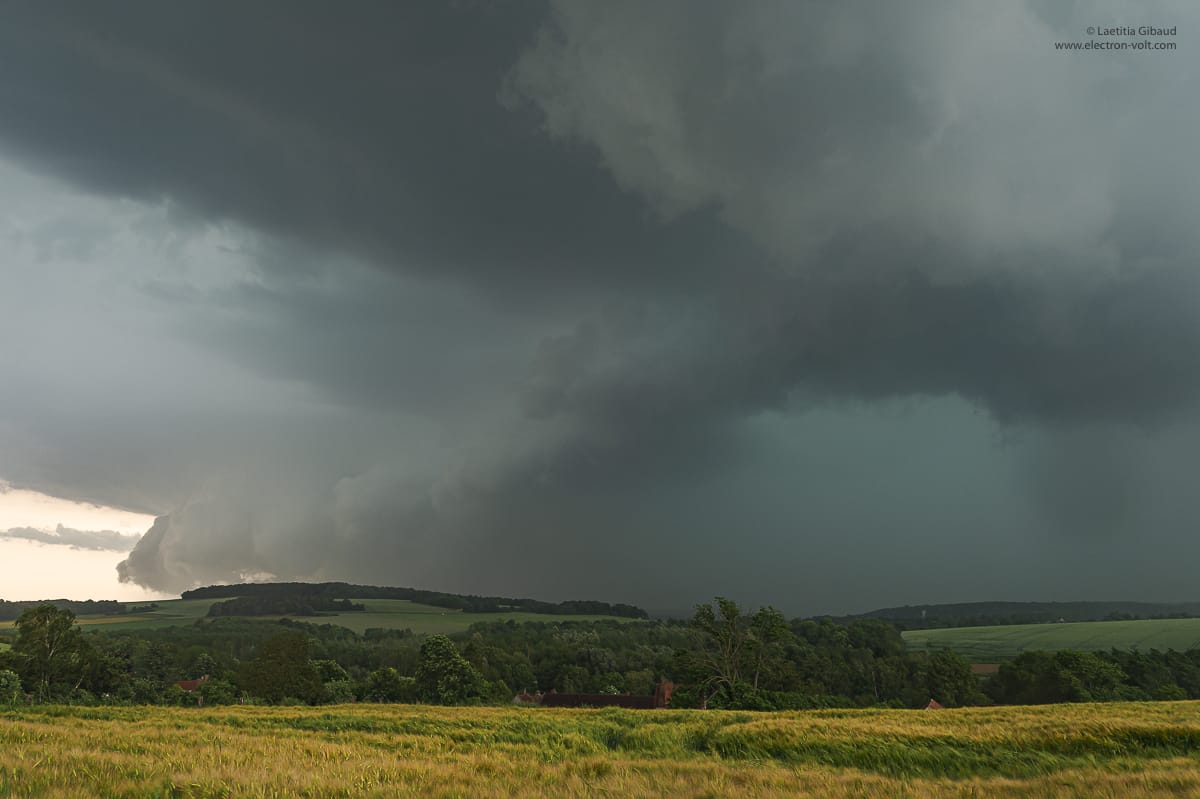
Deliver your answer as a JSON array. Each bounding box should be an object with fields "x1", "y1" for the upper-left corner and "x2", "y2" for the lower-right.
[{"x1": 4, "y1": 702, "x2": 1200, "y2": 798}]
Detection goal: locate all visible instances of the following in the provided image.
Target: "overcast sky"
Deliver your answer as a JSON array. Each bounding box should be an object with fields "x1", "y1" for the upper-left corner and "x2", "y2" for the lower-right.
[{"x1": 1, "y1": 1, "x2": 1197, "y2": 615}]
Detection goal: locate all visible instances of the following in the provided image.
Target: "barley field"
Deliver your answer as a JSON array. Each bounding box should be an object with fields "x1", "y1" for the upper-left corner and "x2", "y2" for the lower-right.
[{"x1": 4, "y1": 702, "x2": 1200, "y2": 797}]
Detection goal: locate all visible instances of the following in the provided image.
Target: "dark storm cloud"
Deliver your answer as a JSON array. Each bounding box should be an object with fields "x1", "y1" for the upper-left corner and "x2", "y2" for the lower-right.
[
  {"x1": 5, "y1": 0, "x2": 1191, "y2": 422},
  {"x1": 0, "y1": 0, "x2": 738, "y2": 299},
  {"x1": 521, "y1": 263, "x2": 1200, "y2": 430},
  {"x1": 2, "y1": 0, "x2": 1199, "y2": 609}
]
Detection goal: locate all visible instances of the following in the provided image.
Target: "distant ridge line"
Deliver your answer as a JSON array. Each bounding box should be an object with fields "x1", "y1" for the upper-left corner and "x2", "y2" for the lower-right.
[
  {"x1": 180, "y1": 581, "x2": 649, "y2": 619},
  {"x1": 843, "y1": 600, "x2": 1200, "y2": 629}
]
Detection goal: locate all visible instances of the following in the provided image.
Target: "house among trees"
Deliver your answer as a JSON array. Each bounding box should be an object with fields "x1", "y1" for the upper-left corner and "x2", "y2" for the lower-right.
[
  {"x1": 174, "y1": 675, "x2": 210, "y2": 693},
  {"x1": 516, "y1": 680, "x2": 675, "y2": 709},
  {"x1": 174, "y1": 675, "x2": 210, "y2": 705},
  {"x1": 924, "y1": 698, "x2": 945, "y2": 710}
]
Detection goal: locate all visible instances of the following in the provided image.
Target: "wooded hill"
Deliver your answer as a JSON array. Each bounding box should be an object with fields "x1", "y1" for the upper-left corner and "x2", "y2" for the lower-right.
[
  {"x1": 205, "y1": 595, "x2": 365, "y2": 618},
  {"x1": 0, "y1": 599, "x2": 134, "y2": 621},
  {"x1": 181, "y1": 581, "x2": 649, "y2": 619},
  {"x1": 849, "y1": 601, "x2": 1200, "y2": 629}
]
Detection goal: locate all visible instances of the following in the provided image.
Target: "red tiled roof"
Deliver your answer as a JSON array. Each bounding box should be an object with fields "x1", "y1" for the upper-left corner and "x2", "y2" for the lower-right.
[
  {"x1": 175, "y1": 675, "x2": 210, "y2": 692},
  {"x1": 519, "y1": 681, "x2": 675, "y2": 709}
]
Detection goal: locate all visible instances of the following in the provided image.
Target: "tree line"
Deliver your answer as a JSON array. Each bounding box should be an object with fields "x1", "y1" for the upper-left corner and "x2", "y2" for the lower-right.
[
  {"x1": 0, "y1": 599, "x2": 137, "y2": 621},
  {"x1": 4, "y1": 598, "x2": 1200, "y2": 709},
  {"x1": 850, "y1": 600, "x2": 1200, "y2": 630}
]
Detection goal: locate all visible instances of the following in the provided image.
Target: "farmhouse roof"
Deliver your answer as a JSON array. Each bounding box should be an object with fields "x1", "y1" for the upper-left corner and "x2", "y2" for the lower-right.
[
  {"x1": 924, "y1": 698, "x2": 945, "y2": 710},
  {"x1": 517, "y1": 681, "x2": 675, "y2": 709},
  {"x1": 175, "y1": 675, "x2": 210, "y2": 692}
]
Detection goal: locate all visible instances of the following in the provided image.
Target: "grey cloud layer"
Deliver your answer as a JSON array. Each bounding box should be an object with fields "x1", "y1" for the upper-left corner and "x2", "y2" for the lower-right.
[
  {"x1": 0, "y1": 1, "x2": 735, "y2": 298},
  {"x1": 1, "y1": 525, "x2": 140, "y2": 552},
  {"x1": 507, "y1": 3, "x2": 1175, "y2": 259},
  {"x1": 1, "y1": 1, "x2": 1198, "y2": 610}
]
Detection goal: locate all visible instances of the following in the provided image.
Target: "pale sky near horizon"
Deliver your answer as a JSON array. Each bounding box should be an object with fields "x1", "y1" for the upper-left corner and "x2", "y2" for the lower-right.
[{"x1": 0, "y1": 484, "x2": 167, "y2": 601}]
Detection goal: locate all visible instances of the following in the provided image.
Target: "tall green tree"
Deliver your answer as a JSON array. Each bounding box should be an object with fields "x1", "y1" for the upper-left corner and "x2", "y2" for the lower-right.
[
  {"x1": 188, "y1": 652, "x2": 219, "y2": 680},
  {"x1": 0, "y1": 668, "x2": 22, "y2": 704},
  {"x1": 987, "y1": 650, "x2": 1128, "y2": 705},
  {"x1": 12, "y1": 605, "x2": 85, "y2": 699},
  {"x1": 690, "y1": 597, "x2": 748, "y2": 703},
  {"x1": 747, "y1": 606, "x2": 792, "y2": 690},
  {"x1": 921, "y1": 650, "x2": 986, "y2": 707},
  {"x1": 414, "y1": 634, "x2": 485, "y2": 704},
  {"x1": 364, "y1": 666, "x2": 417, "y2": 702},
  {"x1": 238, "y1": 632, "x2": 324, "y2": 704},
  {"x1": 686, "y1": 597, "x2": 790, "y2": 707}
]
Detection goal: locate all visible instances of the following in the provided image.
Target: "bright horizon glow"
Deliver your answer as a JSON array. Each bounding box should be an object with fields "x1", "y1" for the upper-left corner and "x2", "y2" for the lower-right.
[{"x1": 0, "y1": 482, "x2": 170, "y2": 602}]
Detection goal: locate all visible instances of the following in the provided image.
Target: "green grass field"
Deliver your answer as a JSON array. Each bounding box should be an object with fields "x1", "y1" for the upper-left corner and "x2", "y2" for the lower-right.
[
  {"x1": 0, "y1": 598, "x2": 218, "y2": 634},
  {"x1": 294, "y1": 598, "x2": 629, "y2": 635},
  {"x1": 0, "y1": 597, "x2": 631, "y2": 638},
  {"x1": 904, "y1": 617, "x2": 1200, "y2": 661},
  {"x1": 4, "y1": 702, "x2": 1200, "y2": 797}
]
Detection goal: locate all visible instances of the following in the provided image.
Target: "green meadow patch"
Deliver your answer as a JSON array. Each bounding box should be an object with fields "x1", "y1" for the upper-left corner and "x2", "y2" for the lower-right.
[{"x1": 904, "y1": 617, "x2": 1200, "y2": 661}]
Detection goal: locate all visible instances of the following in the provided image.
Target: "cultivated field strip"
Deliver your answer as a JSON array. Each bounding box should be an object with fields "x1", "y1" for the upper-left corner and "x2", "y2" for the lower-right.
[
  {"x1": 4, "y1": 703, "x2": 1200, "y2": 797},
  {"x1": 904, "y1": 617, "x2": 1200, "y2": 660},
  {"x1": 0, "y1": 598, "x2": 632, "y2": 637}
]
